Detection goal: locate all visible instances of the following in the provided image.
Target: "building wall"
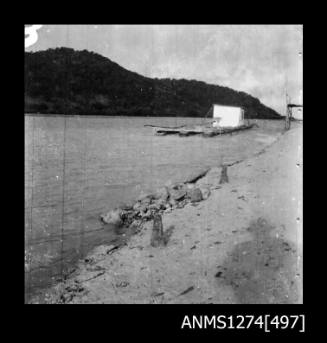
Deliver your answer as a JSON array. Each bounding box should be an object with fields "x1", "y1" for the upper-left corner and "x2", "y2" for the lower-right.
[
  {"x1": 292, "y1": 107, "x2": 303, "y2": 120},
  {"x1": 213, "y1": 105, "x2": 244, "y2": 127}
]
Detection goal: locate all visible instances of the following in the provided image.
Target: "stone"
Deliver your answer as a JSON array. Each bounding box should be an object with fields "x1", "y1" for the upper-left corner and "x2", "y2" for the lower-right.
[
  {"x1": 140, "y1": 196, "x2": 153, "y2": 206},
  {"x1": 119, "y1": 201, "x2": 134, "y2": 211},
  {"x1": 154, "y1": 198, "x2": 169, "y2": 210},
  {"x1": 140, "y1": 209, "x2": 152, "y2": 220},
  {"x1": 164, "y1": 180, "x2": 174, "y2": 188},
  {"x1": 171, "y1": 182, "x2": 184, "y2": 190},
  {"x1": 169, "y1": 198, "x2": 177, "y2": 207},
  {"x1": 154, "y1": 186, "x2": 169, "y2": 201},
  {"x1": 133, "y1": 201, "x2": 143, "y2": 212},
  {"x1": 187, "y1": 188, "x2": 203, "y2": 203},
  {"x1": 138, "y1": 192, "x2": 155, "y2": 202},
  {"x1": 133, "y1": 202, "x2": 149, "y2": 214},
  {"x1": 169, "y1": 188, "x2": 187, "y2": 201},
  {"x1": 100, "y1": 209, "x2": 123, "y2": 225},
  {"x1": 186, "y1": 183, "x2": 195, "y2": 190},
  {"x1": 176, "y1": 200, "x2": 187, "y2": 209},
  {"x1": 199, "y1": 186, "x2": 211, "y2": 200},
  {"x1": 148, "y1": 203, "x2": 161, "y2": 211}
]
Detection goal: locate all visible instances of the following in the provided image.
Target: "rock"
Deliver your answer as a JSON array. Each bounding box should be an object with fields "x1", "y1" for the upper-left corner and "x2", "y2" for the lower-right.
[
  {"x1": 154, "y1": 187, "x2": 169, "y2": 201},
  {"x1": 171, "y1": 182, "x2": 184, "y2": 190},
  {"x1": 133, "y1": 201, "x2": 149, "y2": 214},
  {"x1": 140, "y1": 196, "x2": 153, "y2": 206},
  {"x1": 153, "y1": 196, "x2": 170, "y2": 210},
  {"x1": 169, "y1": 198, "x2": 177, "y2": 208},
  {"x1": 119, "y1": 201, "x2": 134, "y2": 211},
  {"x1": 187, "y1": 188, "x2": 203, "y2": 203},
  {"x1": 133, "y1": 201, "x2": 142, "y2": 211},
  {"x1": 156, "y1": 199, "x2": 169, "y2": 210},
  {"x1": 138, "y1": 192, "x2": 155, "y2": 203},
  {"x1": 100, "y1": 209, "x2": 123, "y2": 225},
  {"x1": 169, "y1": 188, "x2": 187, "y2": 201},
  {"x1": 199, "y1": 186, "x2": 211, "y2": 200},
  {"x1": 140, "y1": 209, "x2": 152, "y2": 220},
  {"x1": 186, "y1": 183, "x2": 195, "y2": 190},
  {"x1": 164, "y1": 180, "x2": 174, "y2": 188},
  {"x1": 176, "y1": 200, "x2": 187, "y2": 209},
  {"x1": 148, "y1": 203, "x2": 161, "y2": 211},
  {"x1": 115, "y1": 281, "x2": 129, "y2": 288}
]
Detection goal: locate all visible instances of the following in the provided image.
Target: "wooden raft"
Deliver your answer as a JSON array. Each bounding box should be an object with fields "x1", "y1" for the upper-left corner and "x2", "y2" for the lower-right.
[{"x1": 154, "y1": 124, "x2": 255, "y2": 137}]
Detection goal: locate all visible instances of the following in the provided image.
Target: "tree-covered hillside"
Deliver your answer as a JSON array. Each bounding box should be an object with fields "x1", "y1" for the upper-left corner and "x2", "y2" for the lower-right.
[{"x1": 25, "y1": 48, "x2": 281, "y2": 119}]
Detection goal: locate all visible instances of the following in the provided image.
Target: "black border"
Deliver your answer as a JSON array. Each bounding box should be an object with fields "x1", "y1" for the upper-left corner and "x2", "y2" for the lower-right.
[{"x1": 18, "y1": 21, "x2": 315, "y2": 337}]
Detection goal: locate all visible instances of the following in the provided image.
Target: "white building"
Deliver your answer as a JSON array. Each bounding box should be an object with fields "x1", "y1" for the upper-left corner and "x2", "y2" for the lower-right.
[
  {"x1": 291, "y1": 106, "x2": 303, "y2": 121},
  {"x1": 212, "y1": 104, "x2": 245, "y2": 128}
]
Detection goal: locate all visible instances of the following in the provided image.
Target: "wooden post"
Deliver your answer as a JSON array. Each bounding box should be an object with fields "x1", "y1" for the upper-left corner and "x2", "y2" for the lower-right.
[
  {"x1": 285, "y1": 92, "x2": 291, "y2": 131},
  {"x1": 285, "y1": 105, "x2": 291, "y2": 131},
  {"x1": 151, "y1": 214, "x2": 164, "y2": 247},
  {"x1": 219, "y1": 165, "x2": 229, "y2": 184}
]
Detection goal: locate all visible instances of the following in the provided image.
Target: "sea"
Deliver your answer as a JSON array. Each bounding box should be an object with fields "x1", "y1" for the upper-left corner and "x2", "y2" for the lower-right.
[{"x1": 24, "y1": 115, "x2": 288, "y2": 300}]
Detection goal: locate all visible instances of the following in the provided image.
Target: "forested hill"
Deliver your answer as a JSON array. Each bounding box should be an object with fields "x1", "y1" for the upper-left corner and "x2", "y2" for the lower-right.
[{"x1": 25, "y1": 48, "x2": 281, "y2": 119}]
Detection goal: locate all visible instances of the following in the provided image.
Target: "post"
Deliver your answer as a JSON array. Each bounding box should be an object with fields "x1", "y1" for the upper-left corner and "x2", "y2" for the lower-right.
[
  {"x1": 285, "y1": 105, "x2": 291, "y2": 131},
  {"x1": 151, "y1": 214, "x2": 164, "y2": 247},
  {"x1": 285, "y1": 91, "x2": 291, "y2": 131},
  {"x1": 219, "y1": 165, "x2": 229, "y2": 184}
]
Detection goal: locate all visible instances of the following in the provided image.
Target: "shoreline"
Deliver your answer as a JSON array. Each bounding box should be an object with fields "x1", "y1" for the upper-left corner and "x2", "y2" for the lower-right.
[
  {"x1": 25, "y1": 119, "x2": 283, "y2": 301},
  {"x1": 28, "y1": 125, "x2": 302, "y2": 304}
]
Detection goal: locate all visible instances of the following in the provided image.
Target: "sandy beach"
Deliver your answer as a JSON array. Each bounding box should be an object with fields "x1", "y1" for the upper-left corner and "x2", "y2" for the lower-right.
[{"x1": 30, "y1": 124, "x2": 302, "y2": 304}]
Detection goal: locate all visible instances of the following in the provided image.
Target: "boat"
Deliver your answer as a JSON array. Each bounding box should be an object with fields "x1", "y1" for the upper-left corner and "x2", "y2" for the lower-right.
[{"x1": 147, "y1": 104, "x2": 256, "y2": 137}]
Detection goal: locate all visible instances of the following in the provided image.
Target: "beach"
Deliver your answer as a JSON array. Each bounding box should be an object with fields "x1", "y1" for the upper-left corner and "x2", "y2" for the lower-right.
[
  {"x1": 29, "y1": 123, "x2": 302, "y2": 304},
  {"x1": 25, "y1": 116, "x2": 284, "y2": 299}
]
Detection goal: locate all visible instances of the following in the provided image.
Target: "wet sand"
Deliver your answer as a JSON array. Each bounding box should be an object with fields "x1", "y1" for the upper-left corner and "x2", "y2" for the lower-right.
[{"x1": 29, "y1": 125, "x2": 302, "y2": 304}]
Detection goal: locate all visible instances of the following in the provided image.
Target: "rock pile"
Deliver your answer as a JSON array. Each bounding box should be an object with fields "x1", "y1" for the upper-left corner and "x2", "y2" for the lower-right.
[{"x1": 100, "y1": 180, "x2": 211, "y2": 229}]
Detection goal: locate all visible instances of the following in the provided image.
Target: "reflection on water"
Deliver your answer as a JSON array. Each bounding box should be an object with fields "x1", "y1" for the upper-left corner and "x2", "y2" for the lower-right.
[{"x1": 25, "y1": 115, "x2": 287, "y2": 299}]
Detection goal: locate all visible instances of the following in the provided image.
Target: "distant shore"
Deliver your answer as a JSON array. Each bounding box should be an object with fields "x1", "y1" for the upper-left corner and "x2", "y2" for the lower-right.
[
  {"x1": 29, "y1": 124, "x2": 302, "y2": 304},
  {"x1": 25, "y1": 112, "x2": 284, "y2": 119}
]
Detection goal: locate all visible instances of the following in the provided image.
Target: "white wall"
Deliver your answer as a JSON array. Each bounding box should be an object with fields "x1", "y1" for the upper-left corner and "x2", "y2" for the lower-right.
[
  {"x1": 213, "y1": 105, "x2": 244, "y2": 127},
  {"x1": 292, "y1": 107, "x2": 303, "y2": 120}
]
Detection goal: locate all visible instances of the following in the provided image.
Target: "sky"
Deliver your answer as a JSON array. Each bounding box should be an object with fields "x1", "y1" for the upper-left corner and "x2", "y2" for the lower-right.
[{"x1": 25, "y1": 25, "x2": 303, "y2": 115}]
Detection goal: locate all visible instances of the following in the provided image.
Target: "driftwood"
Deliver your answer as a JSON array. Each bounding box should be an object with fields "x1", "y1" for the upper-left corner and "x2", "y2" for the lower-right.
[{"x1": 179, "y1": 286, "x2": 195, "y2": 296}]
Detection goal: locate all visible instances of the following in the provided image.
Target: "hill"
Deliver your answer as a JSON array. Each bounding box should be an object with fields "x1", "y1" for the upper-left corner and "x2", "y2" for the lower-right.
[{"x1": 25, "y1": 48, "x2": 281, "y2": 119}]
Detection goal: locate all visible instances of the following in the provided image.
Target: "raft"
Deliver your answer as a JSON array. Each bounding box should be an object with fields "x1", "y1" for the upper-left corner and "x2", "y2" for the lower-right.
[{"x1": 153, "y1": 123, "x2": 255, "y2": 137}]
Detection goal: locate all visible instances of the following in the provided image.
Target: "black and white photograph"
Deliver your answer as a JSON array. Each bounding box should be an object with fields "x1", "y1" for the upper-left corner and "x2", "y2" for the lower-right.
[{"x1": 24, "y1": 25, "x2": 303, "y2": 306}]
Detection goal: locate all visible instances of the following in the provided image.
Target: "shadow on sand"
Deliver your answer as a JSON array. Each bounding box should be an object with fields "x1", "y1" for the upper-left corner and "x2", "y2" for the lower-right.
[{"x1": 216, "y1": 218, "x2": 301, "y2": 304}]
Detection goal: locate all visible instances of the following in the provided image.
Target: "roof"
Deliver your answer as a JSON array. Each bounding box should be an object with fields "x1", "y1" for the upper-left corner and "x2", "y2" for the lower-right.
[
  {"x1": 288, "y1": 104, "x2": 303, "y2": 108},
  {"x1": 213, "y1": 103, "x2": 244, "y2": 109}
]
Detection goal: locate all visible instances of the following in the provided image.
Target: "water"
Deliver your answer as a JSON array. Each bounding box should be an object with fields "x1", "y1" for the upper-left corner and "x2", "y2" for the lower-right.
[{"x1": 24, "y1": 115, "x2": 286, "y2": 299}]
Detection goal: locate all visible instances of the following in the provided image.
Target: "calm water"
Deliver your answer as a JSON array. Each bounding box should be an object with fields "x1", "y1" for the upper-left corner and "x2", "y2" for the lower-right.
[{"x1": 24, "y1": 115, "x2": 286, "y2": 299}]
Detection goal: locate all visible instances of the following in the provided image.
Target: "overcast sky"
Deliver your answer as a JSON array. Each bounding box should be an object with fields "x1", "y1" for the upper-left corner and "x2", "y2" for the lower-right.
[{"x1": 25, "y1": 25, "x2": 303, "y2": 114}]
